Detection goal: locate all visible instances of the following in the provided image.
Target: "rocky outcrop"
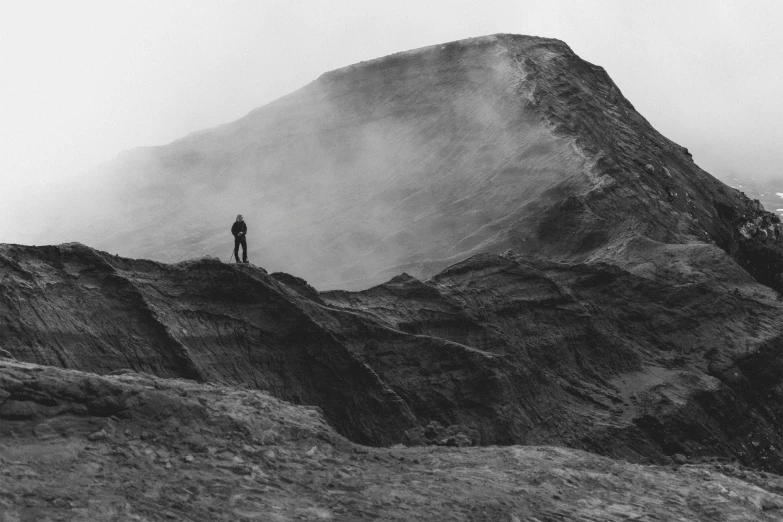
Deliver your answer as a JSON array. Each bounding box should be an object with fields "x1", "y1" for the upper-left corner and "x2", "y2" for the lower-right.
[
  {"x1": 3, "y1": 357, "x2": 783, "y2": 521},
  {"x1": 325, "y1": 248, "x2": 783, "y2": 471},
  {"x1": 0, "y1": 243, "x2": 418, "y2": 445},
  {"x1": 4, "y1": 242, "x2": 783, "y2": 474},
  {"x1": 499, "y1": 34, "x2": 783, "y2": 294}
]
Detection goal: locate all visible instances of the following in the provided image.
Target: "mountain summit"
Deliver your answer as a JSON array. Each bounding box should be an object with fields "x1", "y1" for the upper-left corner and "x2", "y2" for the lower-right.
[{"x1": 53, "y1": 34, "x2": 783, "y2": 290}]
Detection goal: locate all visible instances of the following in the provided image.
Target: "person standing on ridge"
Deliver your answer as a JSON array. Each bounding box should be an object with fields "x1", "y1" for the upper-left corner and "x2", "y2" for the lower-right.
[{"x1": 231, "y1": 214, "x2": 249, "y2": 264}]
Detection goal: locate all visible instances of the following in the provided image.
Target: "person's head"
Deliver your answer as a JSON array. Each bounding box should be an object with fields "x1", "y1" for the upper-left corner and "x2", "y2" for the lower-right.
[{"x1": 236, "y1": 214, "x2": 243, "y2": 222}]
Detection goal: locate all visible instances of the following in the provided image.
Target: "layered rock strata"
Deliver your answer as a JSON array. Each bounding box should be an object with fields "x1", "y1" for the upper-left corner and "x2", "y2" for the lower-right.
[{"x1": 4, "y1": 242, "x2": 783, "y2": 474}]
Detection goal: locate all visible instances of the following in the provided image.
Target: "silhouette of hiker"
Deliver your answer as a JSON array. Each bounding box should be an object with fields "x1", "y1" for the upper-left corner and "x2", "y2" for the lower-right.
[{"x1": 231, "y1": 214, "x2": 248, "y2": 264}]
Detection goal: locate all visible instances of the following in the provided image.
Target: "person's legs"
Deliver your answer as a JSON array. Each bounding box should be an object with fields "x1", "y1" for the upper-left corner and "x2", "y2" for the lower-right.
[
  {"x1": 234, "y1": 237, "x2": 242, "y2": 263},
  {"x1": 240, "y1": 237, "x2": 248, "y2": 263}
]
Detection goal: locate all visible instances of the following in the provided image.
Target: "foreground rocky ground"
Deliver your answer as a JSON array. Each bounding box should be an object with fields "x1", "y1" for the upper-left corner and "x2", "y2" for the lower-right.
[{"x1": 3, "y1": 357, "x2": 783, "y2": 521}]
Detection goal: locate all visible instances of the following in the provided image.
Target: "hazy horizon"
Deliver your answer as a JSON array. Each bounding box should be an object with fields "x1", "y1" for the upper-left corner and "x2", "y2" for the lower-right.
[{"x1": 2, "y1": 0, "x2": 782, "y2": 244}]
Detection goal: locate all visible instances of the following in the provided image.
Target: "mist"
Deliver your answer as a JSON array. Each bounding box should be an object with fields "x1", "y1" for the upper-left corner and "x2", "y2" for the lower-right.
[
  {"x1": 2, "y1": 1, "x2": 782, "y2": 272},
  {"x1": 9, "y1": 36, "x2": 585, "y2": 288}
]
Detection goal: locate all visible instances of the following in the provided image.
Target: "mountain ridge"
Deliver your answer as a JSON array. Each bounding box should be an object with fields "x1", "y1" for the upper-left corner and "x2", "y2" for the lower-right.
[
  {"x1": 37, "y1": 33, "x2": 783, "y2": 293},
  {"x1": 4, "y1": 240, "x2": 783, "y2": 474}
]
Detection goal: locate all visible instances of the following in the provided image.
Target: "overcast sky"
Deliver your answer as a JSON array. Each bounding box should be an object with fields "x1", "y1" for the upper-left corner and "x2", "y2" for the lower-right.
[{"x1": 2, "y1": 0, "x2": 782, "y2": 204}]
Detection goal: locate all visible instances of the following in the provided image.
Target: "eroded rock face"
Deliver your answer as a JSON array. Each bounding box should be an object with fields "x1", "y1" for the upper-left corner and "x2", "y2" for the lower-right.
[
  {"x1": 0, "y1": 243, "x2": 418, "y2": 445},
  {"x1": 325, "y1": 248, "x2": 783, "y2": 471},
  {"x1": 3, "y1": 357, "x2": 783, "y2": 521},
  {"x1": 4, "y1": 242, "x2": 783, "y2": 474}
]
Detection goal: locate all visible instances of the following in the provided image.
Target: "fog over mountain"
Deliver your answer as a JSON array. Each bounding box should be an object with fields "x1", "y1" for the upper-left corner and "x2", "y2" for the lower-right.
[
  {"x1": 4, "y1": 2, "x2": 783, "y2": 258},
  {"x1": 17, "y1": 34, "x2": 781, "y2": 294}
]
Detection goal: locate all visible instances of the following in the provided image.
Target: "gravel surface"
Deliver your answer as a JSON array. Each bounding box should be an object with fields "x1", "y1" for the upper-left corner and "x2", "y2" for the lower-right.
[{"x1": 3, "y1": 358, "x2": 783, "y2": 521}]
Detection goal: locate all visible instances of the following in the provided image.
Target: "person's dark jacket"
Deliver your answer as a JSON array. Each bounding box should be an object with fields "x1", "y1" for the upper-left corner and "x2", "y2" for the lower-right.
[{"x1": 231, "y1": 221, "x2": 247, "y2": 238}]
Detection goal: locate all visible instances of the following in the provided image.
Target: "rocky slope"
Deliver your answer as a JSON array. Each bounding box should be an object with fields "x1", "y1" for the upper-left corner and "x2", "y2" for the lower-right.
[
  {"x1": 35, "y1": 34, "x2": 783, "y2": 291},
  {"x1": 4, "y1": 241, "x2": 783, "y2": 476},
  {"x1": 3, "y1": 356, "x2": 783, "y2": 521}
]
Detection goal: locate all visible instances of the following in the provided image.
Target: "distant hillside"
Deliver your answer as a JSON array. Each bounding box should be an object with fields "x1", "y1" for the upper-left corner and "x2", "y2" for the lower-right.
[{"x1": 39, "y1": 34, "x2": 783, "y2": 291}]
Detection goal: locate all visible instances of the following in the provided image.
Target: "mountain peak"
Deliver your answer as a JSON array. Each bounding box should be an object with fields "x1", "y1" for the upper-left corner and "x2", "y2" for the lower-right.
[
  {"x1": 316, "y1": 33, "x2": 566, "y2": 82},
  {"x1": 43, "y1": 34, "x2": 783, "y2": 293}
]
